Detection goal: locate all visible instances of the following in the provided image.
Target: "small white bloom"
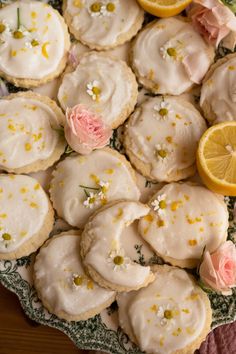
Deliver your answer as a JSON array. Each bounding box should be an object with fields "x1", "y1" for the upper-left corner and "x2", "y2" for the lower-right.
[
  {"x1": 101, "y1": 1, "x2": 117, "y2": 16},
  {"x1": 160, "y1": 42, "x2": 182, "y2": 62},
  {"x1": 151, "y1": 194, "x2": 168, "y2": 216},
  {"x1": 153, "y1": 101, "x2": 173, "y2": 120},
  {"x1": 98, "y1": 180, "x2": 110, "y2": 199},
  {"x1": 86, "y1": 80, "x2": 101, "y2": 101},
  {"x1": 155, "y1": 143, "x2": 173, "y2": 162},
  {"x1": 107, "y1": 248, "x2": 130, "y2": 271},
  {"x1": 156, "y1": 304, "x2": 175, "y2": 328},
  {"x1": 83, "y1": 192, "x2": 98, "y2": 209},
  {"x1": 88, "y1": 3, "x2": 104, "y2": 17},
  {"x1": 0, "y1": 233, "x2": 15, "y2": 249}
]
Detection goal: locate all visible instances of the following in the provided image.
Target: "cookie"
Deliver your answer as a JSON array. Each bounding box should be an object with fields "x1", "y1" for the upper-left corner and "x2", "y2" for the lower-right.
[
  {"x1": 0, "y1": 174, "x2": 54, "y2": 260},
  {"x1": 80, "y1": 200, "x2": 155, "y2": 292},
  {"x1": 138, "y1": 183, "x2": 228, "y2": 268},
  {"x1": 63, "y1": 0, "x2": 144, "y2": 50},
  {"x1": 34, "y1": 231, "x2": 116, "y2": 321},
  {"x1": 124, "y1": 96, "x2": 207, "y2": 182},
  {"x1": 0, "y1": 0, "x2": 70, "y2": 88},
  {"x1": 130, "y1": 17, "x2": 214, "y2": 95},
  {"x1": 50, "y1": 147, "x2": 140, "y2": 228},
  {"x1": 117, "y1": 265, "x2": 212, "y2": 354},
  {"x1": 0, "y1": 91, "x2": 66, "y2": 174},
  {"x1": 200, "y1": 53, "x2": 236, "y2": 124},
  {"x1": 58, "y1": 51, "x2": 138, "y2": 129}
]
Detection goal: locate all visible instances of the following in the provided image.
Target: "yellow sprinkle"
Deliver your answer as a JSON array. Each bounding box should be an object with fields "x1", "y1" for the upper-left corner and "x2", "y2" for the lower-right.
[
  {"x1": 116, "y1": 162, "x2": 122, "y2": 167},
  {"x1": 46, "y1": 13, "x2": 51, "y2": 20},
  {"x1": 188, "y1": 239, "x2": 197, "y2": 246},
  {"x1": 104, "y1": 169, "x2": 114, "y2": 175},
  {"x1": 182, "y1": 308, "x2": 190, "y2": 314},
  {"x1": 11, "y1": 50, "x2": 17, "y2": 57},
  {"x1": 175, "y1": 114, "x2": 182, "y2": 120},
  {"x1": 172, "y1": 327, "x2": 182, "y2": 336},
  {"x1": 184, "y1": 194, "x2": 189, "y2": 201},
  {"x1": 157, "y1": 219, "x2": 165, "y2": 227},
  {"x1": 43, "y1": 26, "x2": 49, "y2": 34},
  {"x1": 147, "y1": 69, "x2": 154, "y2": 80},
  {"x1": 20, "y1": 231, "x2": 27, "y2": 237},
  {"x1": 199, "y1": 227, "x2": 204, "y2": 232},
  {"x1": 42, "y1": 42, "x2": 49, "y2": 59},
  {"x1": 90, "y1": 174, "x2": 100, "y2": 184},
  {"x1": 228, "y1": 65, "x2": 235, "y2": 71},
  {"x1": 166, "y1": 136, "x2": 173, "y2": 143},
  {"x1": 146, "y1": 136, "x2": 152, "y2": 141},
  {"x1": 25, "y1": 143, "x2": 32, "y2": 151},
  {"x1": 8, "y1": 124, "x2": 16, "y2": 131},
  {"x1": 0, "y1": 213, "x2": 7, "y2": 218},
  {"x1": 31, "y1": 11, "x2": 37, "y2": 19},
  {"x1": 171, "y1": 201, "x2": 182, "y2": 211},
  {"x1": 30, "y1": 202, "x2": 38, "y2": 208},
  {"x1": 113, "y1": 208, "x2": 123, "y2": 222},
  {"x1": 144, "y1": 214, "x2": 153, "y2": 222},
  {"x1": 86, "y1": 280, "x2": 94, "y2": 290},
  {"x1": 0, "y1": 188, "x2": 2, "y2": 193},
  {"x1": 33, "y1": 133, "x2": 42, "y2": 142},
  {"x1": 172, "y1": 122, "x2": 176, "y2": 127},
  {"x1": 143, "y1": 226, "x2": 149, "y2": 235},
  {"x1": 73, "y1": 0, "x2": 83, "y2": 7},
  {"x1": 159, "y1": 336, "x2": 164, "y2": 347},
  {"x1": 9, "y1": 175, "x2": 15, "y2": 180},
  {"x1": 186, "y1": 293, "x2": 199, "y2": 301},
  {"x1": 34, "y1": 183, "x2": 40, "y2": 190},
  {"x1": 186, "y1": 327, "x2": 195, "y2": 335},
  {"x1": 150, "y1": 304, "x2": 157, "y2": 312},
  {"x1": 20, "y1": 187, "x2": 28, "y2": 194}
]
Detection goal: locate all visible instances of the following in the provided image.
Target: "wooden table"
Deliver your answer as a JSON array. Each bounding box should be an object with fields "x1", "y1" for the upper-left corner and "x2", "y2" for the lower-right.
[{"x1": 1, "y1": 282, "x2": 235, "y2": 354}]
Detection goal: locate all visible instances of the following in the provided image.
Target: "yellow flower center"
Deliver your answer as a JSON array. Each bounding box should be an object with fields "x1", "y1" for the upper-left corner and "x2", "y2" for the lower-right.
[
  {"x1": 159, "y1": 200, "x2": 166, "y2": 209},
  {"x1": 159, "y1": 108, "x2": 168, "y2": 117},
  {"x1": 164, "y1": 310, "x2": 173, "y2": 319},
  {"x1": 2, "y1": 233, "x2": 11, "y2": 241},
  {"x1": 31, "y1": 39, "x2": 39, "y2": 47},
  {"x1": 73, "y1": 275, "x2": 83, "y2": 286},
  {"x1": 0, "y1": 23, "x2": 6, "y2": 33},
  {"x1": 167, "y1": 47, "x2": 177, "y2": 57},
  {"x1": 157, "y1": 149, "x2": 167, "y2": 159},
  {"x1": 106, "y1": 3, "x2": 116, "y2": 12},
  {"x1": 113, "y1": 255, "x2": 124, "y2": 265},
  {"x1": 92, "y1": 86, "x2": 101, "y2": 95},
  {"x1": 90, "y1": 2, "x2": 102, "y2": 12},
  {"x1": 13, "y1": 30, "x2": 24, "y2": 39},
  {"x1": 89, "y1": 197, "x2": 96, "y2": 204}
]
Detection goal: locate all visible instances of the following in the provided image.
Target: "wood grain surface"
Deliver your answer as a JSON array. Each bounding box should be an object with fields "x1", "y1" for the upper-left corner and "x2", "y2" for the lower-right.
[{"x1": 0, "y1": 282, "x2": 235, "y2": 354}]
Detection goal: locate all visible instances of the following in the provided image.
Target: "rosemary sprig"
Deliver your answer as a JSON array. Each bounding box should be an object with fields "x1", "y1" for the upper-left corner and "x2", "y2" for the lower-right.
[
  {"x1": 83, "y1": 189, "x2": 90, "y2": 198},
  {"x1": 79, "y1": 185, "x2": 100, "y2": 191}
]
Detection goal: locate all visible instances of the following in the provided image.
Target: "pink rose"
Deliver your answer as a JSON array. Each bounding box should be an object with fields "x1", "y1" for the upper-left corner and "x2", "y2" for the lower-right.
[
  {"x1": 199, "y1": 241, "x2": 236, "y2": 295},
  {"x1": 65, "y1": 104, "x2": 112, "y2": 155},
  {"x1": 188, "y1": 0, "x2": 236, "y2": 47}
]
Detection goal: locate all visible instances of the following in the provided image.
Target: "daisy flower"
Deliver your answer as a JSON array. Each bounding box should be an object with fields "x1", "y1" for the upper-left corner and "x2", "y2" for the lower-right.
[
  {"x1": 88, "y1": 2, "x2": 104, "y2": 17},
  {"x1": 156, "y1": 304, "x2": 176, "y2": 328},
  {"x1": 153, "y1": 100, "x2": 173, "y2": 120},
  {"x1": 101, "y1": 1, "x2": 117, "y2": 16},
  {"x1": 83, "y1": 192, "x2": 98, "y2": 209},
  {"x1": 0, "y1": 232, "x2": 15, "y2": 249},
  {"x1": 86, "y1": 80, "x2": 101, "y2": 101},
  {"x1": 151, "y1": 194, "x2": 168, "y2": 216},
  {"x1": 107, "y1": 248, "x2": 130, "y2": 271}
]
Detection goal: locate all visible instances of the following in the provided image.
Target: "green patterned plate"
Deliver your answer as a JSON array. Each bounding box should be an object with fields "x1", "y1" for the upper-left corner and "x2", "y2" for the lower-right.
[{"x1": 0, "y1": 1, "x2": 236, "y2": 353}]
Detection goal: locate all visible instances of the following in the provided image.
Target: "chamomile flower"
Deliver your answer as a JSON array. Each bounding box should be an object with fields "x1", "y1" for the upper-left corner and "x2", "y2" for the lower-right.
[
  {"x1": 83, "y1": 192, "x2": 98, "y2": 209},
  {"x1": 88, "y1": 2, "x2": 104, "y2": 17},
  {"x1": 98, "y1": 180, "x2": 110, "y2": 198},
  {"x1": 107, "y1": 248, "x2": 130, "y2": 271},
  {"x1": 101, "y1": 1, "x2": 117, "y2": 16},
  {"x1": 155, "y1": 143, "x2": 173, "y2": 162},
  {"x1": 72, "y1": 273, "x2": 84, "y2": 288},
  {"x1": 153, "y1": 101, "x2": 173, "y2": 120},
  {"x1": 86, "y1": 80, "x2": 101, "y2": 101},
  {"x1": 0, "y1": 232, "x2": 15, "y2": 249},
  {"x1": 151, "y1": 194, "x2": 168, "y2": 216},
  {"x1": 156, "y1": 304, "x2": 175, "y2": 328},
  {"x1": 160, "y1": 42, "x2": 182, "y2": 61}
]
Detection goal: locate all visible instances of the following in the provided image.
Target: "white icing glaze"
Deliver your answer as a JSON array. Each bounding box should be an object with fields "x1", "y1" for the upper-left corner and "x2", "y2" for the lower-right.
[
  {"x1": 139, "y1": 183, "x2": 228, "y2": 261},
  {"x1": 0, "y1": 174, "x2": 49, "y2": 254},
  {"x1": 117, "y1": 267, "x2": 209, "y2": 354},
  {"x1": 132, "y1": 17, "x2": 214, "y2": 95},
  {"x1": 33, "y1": 77, "x2": 61, "y2": 100},
  {"x1": 125, "y1": 96, "x2": 207, "y2": 182},
  {"x1": 0, "y1": 0, "x2": 68, "y2": 79},
  {"x1": 0, "y1": 97, "x2": 62, "y2": 169},
  {"x1": 84, "y1": 201, "x2": 153, "y2": 288},
  {"x1": 200, "y1": 55, "x2": 236, "y2": 124},
  {"x1": 58, "y1": 52, "x2": 136, "y2": 127},
  {"x1": 65, "y1": 0, "x2": 143, "y2": 48},
  {"x1": 34, "y1": 234, "x2": 115, "y2": 317},
  {"x1": 50, "y1": 149, "x2": 140, "y2": 228}
]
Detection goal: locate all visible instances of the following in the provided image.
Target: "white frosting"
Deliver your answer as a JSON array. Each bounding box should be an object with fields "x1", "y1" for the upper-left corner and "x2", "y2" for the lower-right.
[
  {"x1": 50, "y1": 149, "x2": 140, "y2": 228},
  {"x1": 58, "y1": 52, "x2": 136, "y2": 128},
  {"x1": 139, "y1": 183, "x2": 228, "y2": 261},
  {"x1": 200, "y1": 55, "x2": 236, "y2": 124},
  {"x1": 132, "y1": 17, "x2": 214, "y2": 95},
  {"x1": 117, "y1": 267, "x2": 209, "y2": 354},
  {"x1": 0, "y1": 0, "x2": 68, "y2": 79},
  {"x1": 65, "y1": 0, "x2": 143, "y2": 48},
  {"x1": 0, "y1": 174, "x2": 49, "y2": 254},
  {"x1": 0, "y1": 97, "x2": 62, "y2": 169},
  {"x1": 34, "y1": 234, "x2": 115, "y2": 317},
  {"x1": 84, "y1": 201, "x2": 153, "y2": 288},
  {"x1": 125, "y1": 96, "x2": 207, "y2": 182}
]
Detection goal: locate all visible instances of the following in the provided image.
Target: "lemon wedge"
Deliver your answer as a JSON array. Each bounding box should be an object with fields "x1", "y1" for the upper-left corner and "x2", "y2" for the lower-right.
[
  {"x1": 137, "y1": 0, "x2": 192, "y2": 17},
  {"x1": 197, "y1": 122, "x2": 236, "y2": 196}
]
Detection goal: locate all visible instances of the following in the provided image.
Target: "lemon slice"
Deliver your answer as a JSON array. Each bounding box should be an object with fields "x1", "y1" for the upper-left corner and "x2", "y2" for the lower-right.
[
  {"x1": 137, "y1": 0, "x2": 192, "y2": 17},
  {"x1": 197, "y1": 122, "x2": 236, "y2": 196}
]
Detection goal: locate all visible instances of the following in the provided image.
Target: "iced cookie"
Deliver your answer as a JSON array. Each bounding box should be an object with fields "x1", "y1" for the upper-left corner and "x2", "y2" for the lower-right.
[
  {"x1": 50, "y1": 148, "x2": 140, "y2": 228},
  {"x1": 0, "y1": 92, "x2": 66, "y2": 174},
  {"x1": 0, "y1": 0, "x2": 70, "y2": 88},
  {"x1": 0, "y1": 174, "x2": 54, "y2": 260},
  {"x1": 131, "y1": 17, "x2": 214, "y2": 95},
  {"x1": 139, "y1": 183, "x2": 228, "y2": 268},
  {"x1": 58, "y1": 51, "x2": 138, "y2": 129},
  {"x1": 80, "y1": 200, "x2": 155, "y2": 292},
  {"x1": 124, "y1": 96, "x2": 207, "y2": 182},
  {"x1": 63, "y1": 0, "x2": 144, "y2": 50},
  {"x1": 34, "y1": 231, "x2": 116, "y2": 321},
  {"x1": 117, "y1": 265, "x2": 212, "y2": 354},
  {"x1": 201, "y1": 53, "x2": 236, "y2": 124}
]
